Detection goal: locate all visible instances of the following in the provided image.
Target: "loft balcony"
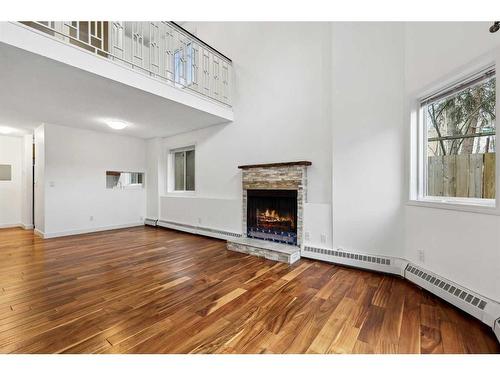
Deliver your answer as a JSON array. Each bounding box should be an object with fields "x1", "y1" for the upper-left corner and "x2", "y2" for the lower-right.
[
  {"x1": 0, "y1": 21, "x2": 233, "y2": 137},
  {"x1": 20, "y1": 21, "x2": 232, "y2": 107}
]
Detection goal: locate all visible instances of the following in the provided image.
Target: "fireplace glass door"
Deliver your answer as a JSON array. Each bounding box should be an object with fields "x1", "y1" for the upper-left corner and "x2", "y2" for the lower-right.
[{"x1": 246, "y1": 189, "x2": 298, "y2": 245}]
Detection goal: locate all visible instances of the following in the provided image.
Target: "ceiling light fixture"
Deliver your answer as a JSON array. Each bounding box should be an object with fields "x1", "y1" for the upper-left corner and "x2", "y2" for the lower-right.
[
  {"x1": 0, "y1": 126, "x2": 16, "y2": 135},
  {"x1": 106, "y1": 120, "x2": 128, "y2": 130}
]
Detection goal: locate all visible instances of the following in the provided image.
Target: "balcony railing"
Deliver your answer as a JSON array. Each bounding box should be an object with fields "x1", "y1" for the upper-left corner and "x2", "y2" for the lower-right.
[{"x1": 19, "y1": 21, "x2": 232, "y2": 107}]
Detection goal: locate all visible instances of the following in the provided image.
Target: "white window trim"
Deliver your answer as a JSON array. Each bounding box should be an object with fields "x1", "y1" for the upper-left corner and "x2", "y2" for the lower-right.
[
  {"x1": 408, "y1": 54, "x2": 500, "y2": 216},
  {"x1": 168, "y1": 145, "x2": 195, "y2": 194}
]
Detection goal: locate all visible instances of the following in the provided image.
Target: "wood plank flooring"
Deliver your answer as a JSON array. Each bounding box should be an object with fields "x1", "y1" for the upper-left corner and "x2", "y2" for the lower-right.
[{"x1": 0, "y1": 226, "x2": 498, "y2": 354}]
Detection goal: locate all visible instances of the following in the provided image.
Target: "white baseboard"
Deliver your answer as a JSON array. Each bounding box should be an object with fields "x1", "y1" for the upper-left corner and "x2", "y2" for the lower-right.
[
  {"x1": 34, "y1": 228, "x2": 44, "y2": 238},
  {"x1": 0, "y1": 223, "x2": 34, "y2": 230},
  {"x1": 38, "y1": 222, "x2": 145, "y2": 239},
  {"x1": 494, "y1": 319, "x2": 500, "y2": 342},
  {"x1": 0, "y1": 223, "x2": 23, "y2": 229},
  {"x1": 144, "y1": 218, "x2": 158, "y2": 226},
  {"x1": 157, "y1": 219, "x2": 242, "y2": 241}
]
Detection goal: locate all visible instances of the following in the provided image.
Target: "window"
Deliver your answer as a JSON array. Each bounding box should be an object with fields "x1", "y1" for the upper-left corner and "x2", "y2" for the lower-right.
[
  {"x1": 106, "y1": 171, "x2": 144, "y2": 189},
  {"x1": 172, "y1": 148, "x2": 195, "y2": 191},
  {"x1": 417, "y1": 68, "x2": 496, "y2": 205}
]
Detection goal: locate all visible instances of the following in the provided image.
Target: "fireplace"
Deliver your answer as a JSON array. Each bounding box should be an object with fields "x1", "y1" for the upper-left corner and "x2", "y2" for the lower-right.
[
  {"x1": 227, "y1": 161, "x2": 310, "y2": 263},
  {"x1": 247, "y1": 189, "x2": 298, "y2": 245}
]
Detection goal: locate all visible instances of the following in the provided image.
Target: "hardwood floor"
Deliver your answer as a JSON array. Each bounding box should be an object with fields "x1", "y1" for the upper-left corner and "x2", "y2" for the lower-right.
[{"x1": 0, "y1": 226, "x2": 498, "y2": 354}]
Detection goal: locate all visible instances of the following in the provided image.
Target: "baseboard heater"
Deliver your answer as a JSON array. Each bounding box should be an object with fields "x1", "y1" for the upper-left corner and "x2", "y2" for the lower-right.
[
  {"x1": 156, "y1": 219, "x2": 242, "y2": 241},
  {"x1": 302, "y1": 244, "x2": 500, "y2": 338},
  {"x1": 405, "y1": 263, "x2": 500, "y2": 327},
  {"x1": 302, "y1": 245, "x2": 407, "y2": 276},
  {"x1": 148, "y1": 221, "x2": 500, "y2": 339}
]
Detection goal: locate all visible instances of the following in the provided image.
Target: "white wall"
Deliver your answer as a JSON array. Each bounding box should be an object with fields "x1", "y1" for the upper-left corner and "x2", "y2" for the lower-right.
[
  {"x1": 146, "y1": 138, "x2": 161, "y2": 220},
  {"x1": 34, "y1": 125, "x2": 45, "y2": 232},
  {"x1": 154, "y1": 22, "x2": 405, "y2": 255},
  {"x1": 0, "y1": 134, "x2": 23, "y2": 227},
  {"x1": 41, "y1": 123, "x2": 147, "y2": 237},
  {"x1": 331, "y1": 23, "x2": 405, "y2": 257},
  {"x1": 160, "y1": 196, "x2": 243, "y2": 234},
  {"x1": 404, "y1": 22, "x2": 500, "y2": 301},
  {"x1": 151, "y1": 22, "x2": 334, "y2": 247},
  {"x1": 21, "y1": 134, "x2": 33, "y2": 228},
  {"x1": 405, "y1": 22, "x2": 500, "y2": 94},
  {"x1": 147, "y1": 22, "x2": 500, "y2": 302}
]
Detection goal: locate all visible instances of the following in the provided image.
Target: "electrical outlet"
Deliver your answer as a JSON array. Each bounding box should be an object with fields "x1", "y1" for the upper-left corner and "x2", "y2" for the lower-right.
[
  {"x1": 418, "y1": 249, "x2": 425, "y2": 263},
  {"x1": 89, "y1": 216, "x2": 94, "y2": 221},
  {"x1": 140, "y1": 216, "x2": 143, "y2": 222},
  {"x1": 320, "y1": 234, "x2": 327, "y2": 244},
  {"x1": 305, "y1": 231, "x2": 310, "y2": 241}
]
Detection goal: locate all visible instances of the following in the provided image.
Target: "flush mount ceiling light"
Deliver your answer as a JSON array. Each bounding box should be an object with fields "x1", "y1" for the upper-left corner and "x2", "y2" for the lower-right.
[
  {"x1": 0, "y1": 126, "x2": 16, "y2": 135},
  {"x1": 106, "y1": 120, "x2": 128, "y2": 130}
]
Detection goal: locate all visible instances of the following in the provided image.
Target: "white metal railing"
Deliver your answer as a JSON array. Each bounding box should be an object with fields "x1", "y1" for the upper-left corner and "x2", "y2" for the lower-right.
[{"x1": 19, "y1": 21, "x2": 232, "y2": 107}]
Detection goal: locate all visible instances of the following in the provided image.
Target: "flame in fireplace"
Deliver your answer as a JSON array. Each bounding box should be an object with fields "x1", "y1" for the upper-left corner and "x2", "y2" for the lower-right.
[{"x1": 257, "y1": 208, "x2": 295, "y2": 229}]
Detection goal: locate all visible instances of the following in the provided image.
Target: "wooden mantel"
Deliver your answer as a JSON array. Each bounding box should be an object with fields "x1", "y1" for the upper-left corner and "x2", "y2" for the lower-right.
[{"x1": 237, "y1": 161, "x2": 312, "y2": 169}]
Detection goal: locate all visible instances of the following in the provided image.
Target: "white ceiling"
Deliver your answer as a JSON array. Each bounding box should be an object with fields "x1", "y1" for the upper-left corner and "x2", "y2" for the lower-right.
[{"x1": 0, "y1": 42, "x2": 230, "y2": 139}]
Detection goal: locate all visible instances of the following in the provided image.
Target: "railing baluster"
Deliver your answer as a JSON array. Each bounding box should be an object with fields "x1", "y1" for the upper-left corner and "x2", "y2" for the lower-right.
[{"x1": 203, "y1": 49, "x2": 210, "y2": 96}]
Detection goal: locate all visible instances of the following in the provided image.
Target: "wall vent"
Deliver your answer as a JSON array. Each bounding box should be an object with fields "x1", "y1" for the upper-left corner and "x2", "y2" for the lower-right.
[
  {"x1": 304, "y1": 246, "x2": 391, "y2": 266},
  {"x1": 405, "y1": 264, "x2": 488, "y2": 311},
  {"x1": 158, "y1": 220, "x2": 242, "y2": 239}
]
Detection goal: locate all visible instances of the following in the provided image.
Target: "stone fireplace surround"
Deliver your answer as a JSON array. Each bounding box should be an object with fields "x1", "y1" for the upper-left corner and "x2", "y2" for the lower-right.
[{"x1": 226, "y1": 161, "x2": 311, "y2": 264}]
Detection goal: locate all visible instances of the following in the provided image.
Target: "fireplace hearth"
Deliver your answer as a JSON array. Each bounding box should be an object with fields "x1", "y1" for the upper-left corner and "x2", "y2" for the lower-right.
[{"x1": 247, "y1": 189, "x2": 297, "y2": 245}]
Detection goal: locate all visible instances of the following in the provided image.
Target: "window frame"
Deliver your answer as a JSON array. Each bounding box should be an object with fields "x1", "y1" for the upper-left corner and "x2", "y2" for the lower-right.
[
  {"x1": 169, "y1": 146, "x2": 195, "y2": 193},
  {"x1": 408, "y1": 60, "x2": 500, "y2": 215},
  {"x1": 105, "y1": 171, "x2": 144, "y2": 190}
]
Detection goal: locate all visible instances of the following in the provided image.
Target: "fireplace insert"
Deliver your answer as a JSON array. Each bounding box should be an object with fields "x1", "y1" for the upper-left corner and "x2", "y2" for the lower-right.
[{"x1": 246, "y1": 189, "x2": 298, "y2": 245}]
